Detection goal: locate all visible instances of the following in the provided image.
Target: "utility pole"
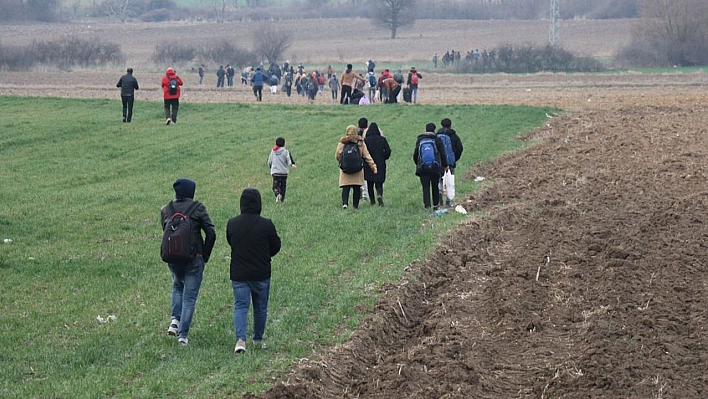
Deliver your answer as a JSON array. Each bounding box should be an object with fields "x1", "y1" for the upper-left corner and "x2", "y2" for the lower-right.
[{"x1": 550, "y1": 0, "x2": 560, "y2": 47}]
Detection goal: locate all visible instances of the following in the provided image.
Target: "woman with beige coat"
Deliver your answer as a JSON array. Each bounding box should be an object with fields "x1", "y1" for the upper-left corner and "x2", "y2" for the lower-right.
[{"x1": 336, "y1": 125, "x2": 378, "y2": 209}]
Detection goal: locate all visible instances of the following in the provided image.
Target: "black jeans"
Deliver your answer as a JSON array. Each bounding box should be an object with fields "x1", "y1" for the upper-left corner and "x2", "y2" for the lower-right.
[
  {"x1": 272, "y1": 175, "x2": 288, "y2": 200},
  {"x1": 340, "y1": 85, "x2": 352, "y2": 104},
  {"x1": 164, "y1": 98, "x2": 179, "y2": 123},
  {"x1": 341, "y1": 185, "x2": 361, "y2": 208},
  {"x1": 253, "y1": 85, "x2": 263, "y2": 101},
  {"x1": 387, "y1": 86, "x2": 401, "y2": 103},
  {"x1": 419, "y1": 173, "x2": 441, "y2": 209},
  {"x1": 121, "y1": 95, "x2": 134, "y2": 122},
  {"x1": 366, "y1": 180, "x2": 384, "y2": 203}
]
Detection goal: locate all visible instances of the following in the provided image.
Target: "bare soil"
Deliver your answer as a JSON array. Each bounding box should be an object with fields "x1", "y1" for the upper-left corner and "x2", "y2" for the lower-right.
[{"x1": 3, "y1": 18, "x2": 708, "y2": 399}]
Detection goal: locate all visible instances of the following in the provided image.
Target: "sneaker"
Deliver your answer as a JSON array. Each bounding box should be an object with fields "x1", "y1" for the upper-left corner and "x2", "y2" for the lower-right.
[
  {"x1": 377, "y1": 196, "x2": 384, "y2": 207},
  {"x1": 276, "y1": 194, "x2": 282, "y2": 203},
  {"x1": 122, "y1": 117, "x2": 127, "y2": 123},
  {"x1": 178, "y1": 337, "x2": 188, "y2": 346},
  {"x1": 253, "y1": 340, "x2": 266, "y2": 349},
  {"x1": 167, "y1": 319, "x2": 179, "y2": 336},
  {"x1": 234, "y1": 339, "x2": 246, "y2": 354},
  {"x1": 342, "y1": 204, "x2": 348, "y2": 210},
  {"x1": 166, "y1": 118, "x2": 172, "y2": 125}
]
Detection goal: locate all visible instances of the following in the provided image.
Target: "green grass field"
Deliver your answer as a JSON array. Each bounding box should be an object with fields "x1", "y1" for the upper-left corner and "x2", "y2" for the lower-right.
[{"x1": 0, "y1": 96, "x2": 556, "y2": 398}]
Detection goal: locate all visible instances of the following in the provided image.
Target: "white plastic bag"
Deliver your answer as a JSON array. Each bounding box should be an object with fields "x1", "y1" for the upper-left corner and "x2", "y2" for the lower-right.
[{"x1": 443, "y1": 170, "x2": 455, "y2": 200}]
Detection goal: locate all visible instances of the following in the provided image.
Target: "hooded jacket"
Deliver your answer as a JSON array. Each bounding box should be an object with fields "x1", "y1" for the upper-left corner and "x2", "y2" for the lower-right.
[
  {"x1": 413, "y1": 132, "x2": 449, "y2": 177},
  {"x1": 226, "y1": 188, "x2": 281, "y2": 281},
  {"x1": 335, "y1": 125, "x2": 377, "y2": 187},
  {"x1": 363, "y1": 123, "x2": 391, "y2": 183},
  {"x1": 268, "y1": 146, "x2": 295, "y2": 176},
  {"x1": 161, "y1": 68, "x2": 183, "y2": 100},
  {"x1": 160, "y1": 178, "x2": 217, "y2": 263}
]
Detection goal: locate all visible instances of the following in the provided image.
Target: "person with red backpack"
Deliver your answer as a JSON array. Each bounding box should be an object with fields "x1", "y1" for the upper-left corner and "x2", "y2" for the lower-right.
[
  {"x1": 407, "y1": 67, "x2": 422, "y2": 104},
  {"x1": 161, "y1": 67, "x2": 183, "y2": 125}
]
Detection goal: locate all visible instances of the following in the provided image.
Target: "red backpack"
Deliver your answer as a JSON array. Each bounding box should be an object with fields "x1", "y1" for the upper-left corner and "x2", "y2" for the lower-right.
[{"x1": 410, "y1": 73, "x2": 419, "y2": 85}]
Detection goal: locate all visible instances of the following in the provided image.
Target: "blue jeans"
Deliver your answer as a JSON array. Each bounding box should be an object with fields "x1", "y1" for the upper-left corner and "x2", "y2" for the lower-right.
[
  {"x1": 411, "y1": 86, "x2": 418, "y2": 103},
  {"x1": 232, "y1": 279, "x2": 270, "y2": 341},
  {"x1": 169, "y1": 257, "x2": 205, "y2": 339}
]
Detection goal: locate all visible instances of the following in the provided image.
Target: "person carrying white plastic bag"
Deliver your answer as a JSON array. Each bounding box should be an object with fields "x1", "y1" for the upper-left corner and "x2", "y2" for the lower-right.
[{"x1": 443, "y1": 169, "x2": 455, "y2": 201}]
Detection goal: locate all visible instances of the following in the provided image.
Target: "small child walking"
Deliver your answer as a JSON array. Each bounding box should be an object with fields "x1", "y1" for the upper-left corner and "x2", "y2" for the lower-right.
[{"x1": 267, "y1": 137, "x2": 296, "y2": 203}]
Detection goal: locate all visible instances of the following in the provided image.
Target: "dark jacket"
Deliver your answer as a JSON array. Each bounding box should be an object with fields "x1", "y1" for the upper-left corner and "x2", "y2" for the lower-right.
[
  {"x1": 437, "y1": 127, "x2": 464, "y2": 163},
  {"x1": 413, "y1": 132, "x2": 449, "y2": 177},
  {"x1": 363, "y1": 125, "x2": 391, "y2": 183},
  {"x1": 116, "y1": 73, "x2": 139, "y2": 97},
  {"x1": 252, "y1": 69, "x2": 266, "y2": 87},
  {"x1": 227, "y1": 188, "x2": 281, "y2": 282},
  {"x1": 160, "y1": 179, "x2": 216, "y2": 263}
]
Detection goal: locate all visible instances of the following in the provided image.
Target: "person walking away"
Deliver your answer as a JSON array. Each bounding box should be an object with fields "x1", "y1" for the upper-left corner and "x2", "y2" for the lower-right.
[
  {"x1": 336, "y1": 125, "x2": 377, "y2": 209},
  {"x1": 407, "y1": 67, "x2": 422, "y2": 103},
  {"x1": 269, "y1": 74, "x2": 279, "y2": 94},
  {"x1": 116, "y1": 67, "x2": 139, "y2": 123},
  {"x1": 366, "y1": 71, "x2": 377, "y2": 103},
  {"x1": 329, "y1": 75, "x2": 339, "y2": 101},
  {"x1": 363, "y1": 123, "x2": 391, "y2": 206},
  {"x1": 160, "y1": 178, "x2": 216, "y2": 346},
  {"x1": 340, "y1": 64, "x2": 365, "y2": 104},
  {"x1": 357, "y1": 117, "x2": 369, "y2": 201},
  {"x1": 251, "y1": 67, "x2": 265, "y2": 101},
  {"x1": 161, "y1": 67, "x2": 183, "y2": 125},
  {"x1": 437, "y1": 118, "x2": 464, "y2": 207},
  {"x1": 284, "y1": 71, "x2": 293, "y2": 97},
  {"x1": 227, "y1": 188, "x2": 281, "y2": 354},
  {"x1": 267, "y1": 137, "x2": 297, "y2": 203},
  {"x1": 382, "y1": 76, "x2": 401, "y2": 104},
  {"x1": 326, "y1": 64, "x2": 334, "y2": 79},
  {"x1": 226, "y1": 64, "x2": 235, "y2": 87},
  {"x1": 216, "y1": 65, "x2": 225, "y2": 88},
  {"x1": 198, "y1": 64, "x2": 205, "y2": 85},
  {"x1": 413, "y1": 123, "x2": 449, "y2": 210}
]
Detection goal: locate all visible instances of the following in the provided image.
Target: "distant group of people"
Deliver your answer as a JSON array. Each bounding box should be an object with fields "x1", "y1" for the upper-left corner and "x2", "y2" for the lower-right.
[{"x1": 158, "y1": 113, "x2": 463, "y2": 353}]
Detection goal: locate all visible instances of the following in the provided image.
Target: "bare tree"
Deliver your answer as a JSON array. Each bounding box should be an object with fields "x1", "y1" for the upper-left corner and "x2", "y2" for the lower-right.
[
  {"x1": 253, "y1": 23, "x2": 295, "y2": 64},
  {"x1": 212, "y1": 0, "x2": 226, "y2": 23},
  {"x1": 372, "y1": 0, "x2": 417, "y2": 39},
  {"x1": 633, "y1": 0, "x2": 708, "y2": 65}
]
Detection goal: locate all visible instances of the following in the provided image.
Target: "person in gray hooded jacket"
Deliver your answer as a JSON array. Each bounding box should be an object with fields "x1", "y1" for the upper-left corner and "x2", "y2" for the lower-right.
[
  {"x1": 267, "y1": 137, "x2": 296, "y2": 203},
  {"x1": 160, "y1": 178, "x2": 216, "y2": 346}
]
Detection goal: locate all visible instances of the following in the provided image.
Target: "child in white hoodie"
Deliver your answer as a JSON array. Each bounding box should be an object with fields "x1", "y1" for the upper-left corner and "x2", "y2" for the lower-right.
[{"x1": 267, "y1": 137, "x2": 297, "y2": 203}]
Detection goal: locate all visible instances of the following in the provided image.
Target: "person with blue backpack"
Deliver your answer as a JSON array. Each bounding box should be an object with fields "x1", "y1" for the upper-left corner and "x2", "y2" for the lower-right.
[
  {"x1": 413, "y1": 123, "x2": 449, "y2": 210},
  {"x1": 437, "y1": 118, "x2": 464, "y2": 207}
]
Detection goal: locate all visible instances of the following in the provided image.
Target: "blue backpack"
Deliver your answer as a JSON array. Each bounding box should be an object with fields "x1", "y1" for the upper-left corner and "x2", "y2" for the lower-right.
[
  {"x1": 368, "y1": 73, "x2": 377, "y2": 87},
  {"x1": 437, "y1": 132, "x2": 456, "y2": 168},
  {"x1": 417, "y1": 138, "x2": 440, "y2": 171}
]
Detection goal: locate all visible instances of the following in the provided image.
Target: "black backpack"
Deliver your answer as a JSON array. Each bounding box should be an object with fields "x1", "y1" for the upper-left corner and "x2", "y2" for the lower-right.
[
  {"x1": 161, "y1": 201, "x2": 200, "y2": 264},
  {"x1": 168, "y1": 78, "x2": 178, "y2": 95},
  {"x1": 339, "y1": 142, "x2": 363, "y2": 173}
]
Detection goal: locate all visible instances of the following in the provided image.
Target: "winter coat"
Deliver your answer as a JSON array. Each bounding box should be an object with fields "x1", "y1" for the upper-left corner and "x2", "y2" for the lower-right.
[
  {"x1": 437, "y1": 127, "x2": 464, "y2": 163},
  {"x1": 160, "y1": 179, "x2": 216, "y2": 263},
  {"x1": 413, "y1": 132, "x2": 449, "y2": 177},
  {"x1": 116, "y1": 73, "x2": 139, "y2": 97},
  {"x1": 363, "y1": 128, "x2": 391, "y2": 183},
  {"x1": 161, "y1": 68, "x2": 183, "y2": 100},
  {"x1": 335, "y1": 127, "x2": 376, "y2": 187},
  {"x1": 226, "y1": 188, "x2": 281, "y2": 282},
  {"x1": 251, "y1": 70, "x2": 265, "y2": 87}
]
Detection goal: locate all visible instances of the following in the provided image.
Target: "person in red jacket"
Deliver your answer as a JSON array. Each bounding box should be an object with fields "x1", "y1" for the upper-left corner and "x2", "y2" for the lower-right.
[{"x1": 161, "y1": 67, "x2": 183, "y2": 125}]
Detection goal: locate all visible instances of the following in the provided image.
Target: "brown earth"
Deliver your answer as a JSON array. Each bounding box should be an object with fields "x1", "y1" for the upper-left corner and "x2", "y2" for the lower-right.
[
  {"x1": 241, "y1": 95, "x2": 708, "y2": 398},
  {"x1": 3, "y1": 19, "x2": 708, "y2": 399}
]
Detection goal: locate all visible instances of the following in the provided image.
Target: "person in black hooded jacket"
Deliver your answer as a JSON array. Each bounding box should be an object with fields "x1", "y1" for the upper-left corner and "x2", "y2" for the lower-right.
[
  {"x1": 160, "y1": 178, "x2": 216, "y2": 346},
  {"x1": 227, "y1": 188, "x2": 281, "y2": 354}
]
